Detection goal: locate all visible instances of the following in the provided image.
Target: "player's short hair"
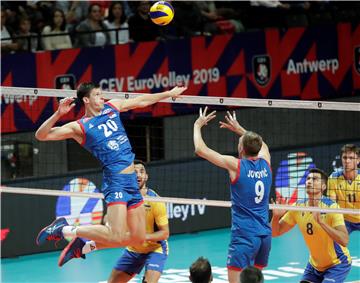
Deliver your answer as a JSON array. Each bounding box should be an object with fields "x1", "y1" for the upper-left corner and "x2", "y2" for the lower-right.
[
  {"x1": 242, "y1": 131, "x2": 263, "y2": 156},
  {"x1": 76, "y1": 82, "x2": 99, "y2": 105},
  {"x1": 240, "y1": 266, "x2": 264, "y2": 283},
  {"x1": 308, "y1": 168, "x2": 328, "y2": 185},
  {"x1": 134, "y1": 159, "x2": 146, "y2": 167},
  {"x1": 189, "y1": 257, "x2": 212, "y2": 283},
  {"x1": 341, "y1": 144, "x2": 359, "y2": 156}
]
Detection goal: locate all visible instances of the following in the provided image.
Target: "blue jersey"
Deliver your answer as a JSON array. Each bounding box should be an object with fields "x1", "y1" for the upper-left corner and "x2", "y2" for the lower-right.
[
  {"x1": 230, "y1": 158, "x2": 272, "y2": 236},
  {"x1": 77, "y1": 103, "x2": 134, "y2": 175}
]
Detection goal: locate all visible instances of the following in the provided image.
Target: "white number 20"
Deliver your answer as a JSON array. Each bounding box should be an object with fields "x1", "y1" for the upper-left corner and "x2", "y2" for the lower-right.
[
  {"x1": 98, "y1": 120, "x2": 118, "y2": 137},
  {"x1": 254, "y1": 180, "x2": 265, "y2": 204}
]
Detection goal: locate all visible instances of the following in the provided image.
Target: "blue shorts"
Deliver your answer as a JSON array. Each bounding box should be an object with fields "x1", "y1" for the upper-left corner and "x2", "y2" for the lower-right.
[
  {"x1": 102, "y1": 172, "x2": 143, "y2": 208},
  {"x1": 114, "y1": 249, "x2": 168, "y2": 275},
  {"x1": 227, "y1": 233, "x2": 271, "y2": 270},
  {"x1": 345, "y1": 220, "x2": 360, "y2": 234},
  {"x1": 301, "y1": 261, "x2": 351, "y2": 283}
]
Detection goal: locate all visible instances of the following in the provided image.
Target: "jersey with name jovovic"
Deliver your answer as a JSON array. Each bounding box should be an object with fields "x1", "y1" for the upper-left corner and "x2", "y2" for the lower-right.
[
  {"x1": 230, "y1": 158, "x2": 272, "y2": 236},
  {"x1": 77, "y1": 103, "x2": 134, "y2": 174}
]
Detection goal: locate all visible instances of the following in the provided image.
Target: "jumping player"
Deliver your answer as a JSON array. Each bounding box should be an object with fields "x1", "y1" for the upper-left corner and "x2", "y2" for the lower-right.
[
  {"x1": 193, "y1": 108, "x2": 272, "y2": 283},
  {"x1": 35, "y1": 82, "x2": 186, "y2": 266},
  {"x1": 107, "y1": 159, "x2": 169, "y2": 283}
]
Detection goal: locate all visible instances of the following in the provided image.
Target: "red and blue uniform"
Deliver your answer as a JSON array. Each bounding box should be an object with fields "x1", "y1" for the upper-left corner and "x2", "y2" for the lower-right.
[
  {"x1": 77, "y1": 102, "x2": 142, "y2": 208},
  {"x1": 227, "y1": 157, "x2": 272, "y2": 270}
]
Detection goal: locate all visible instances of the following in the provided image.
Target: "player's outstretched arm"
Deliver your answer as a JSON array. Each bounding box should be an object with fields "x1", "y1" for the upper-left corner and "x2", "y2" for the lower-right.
[
  {"x1": 220, "y1": 111, "x2": 271, "y2": 165},
  {"x1": 35, "y1": 97, "x2": 80, "y2": 142},
  {"x1": 109, "y1": 86, "x2": 187, "y2": 112},
  {"x1": 194, "y1": 107, "x2": 238, "y2": 176}
]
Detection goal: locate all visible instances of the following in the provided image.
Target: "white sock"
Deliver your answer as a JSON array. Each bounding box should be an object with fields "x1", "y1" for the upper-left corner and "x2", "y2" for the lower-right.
[
  {"x1": 82, "y1": 241, "x2": 97, "y2": 254},
  {"x1": 62, "y1": 226, "x2": 77, "y2": 238}
]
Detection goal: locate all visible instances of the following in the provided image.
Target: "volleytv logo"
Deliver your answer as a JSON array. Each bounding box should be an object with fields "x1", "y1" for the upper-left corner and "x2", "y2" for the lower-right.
[
  {"x1": 166, "y1": 202, "x2": 206, "y2": 221},
  {"x1": 56, "y1": 178, "x2": 104, "y2": 226}
]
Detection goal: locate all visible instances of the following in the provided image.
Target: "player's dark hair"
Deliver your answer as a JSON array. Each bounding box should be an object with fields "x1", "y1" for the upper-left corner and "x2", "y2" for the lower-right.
[
  {"x1": 189, "y1": 257, "x2": 212, "y2": 283},
  {"x1": 240, "y1": 266, "x2": 264, "y2": 283},
  {"x1": 242, "y1": 131, "x2": 263, "y2": 157},
  {"x1": 308, "y1": 168, "x2": 328, "y2": 185},
  {"x1": 76, "y1": 82, "x2": 99, "y2": 105},
  {"x1": 341, "y1": 144, "x2": 359, "y2": 156},
  {"x1": 134, "y1": 159, "x2": 146, "y2": 167}
]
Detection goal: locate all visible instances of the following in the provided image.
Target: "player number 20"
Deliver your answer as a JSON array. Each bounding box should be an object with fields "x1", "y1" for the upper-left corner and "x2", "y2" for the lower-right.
[
  {"x1": 98, "y1": 120, "x2": 118, "y2": 137},
  {"x1": 114, "y1": 192, "x2": 123, "y2": 199},
  {"x1": 254, "y1": 180, "x2": 265, "y2": 204}
]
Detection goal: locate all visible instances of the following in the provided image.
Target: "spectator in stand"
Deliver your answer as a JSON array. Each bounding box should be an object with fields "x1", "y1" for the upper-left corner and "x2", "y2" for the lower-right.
[
  {"x1": 172, "y1": 1, "x2": 204, "y2": 37},
  {"x1": 249, "y1": 0, "x2": 290, "y2": 29},
  {"x1": 14, "y1": 16, "x2": 38, "y2": 52},
  {"x1": 1, "y1": 8, "x2": 19, "y2": 53},
  {"x1": 104, "y1": 2, "x2": 129, "y2": 45},
  {"x1": 26, "y1": 1, "x2": 55, "y2": 34},
  {"x1": 56, "y1": 1, "x2": 89, "y2": 32},
  {"x1": 128, "y1": 1, "x2": 161, "y2": 42},
  {"x1": 196, "y1": 1, "x2": 244, "y2": 34},
  {"x1": 42, "y1": 8, "x2": 72, "y2": 51},
  {"x1": 75, "y1": 3, "x2": 110, "y2": 48}
]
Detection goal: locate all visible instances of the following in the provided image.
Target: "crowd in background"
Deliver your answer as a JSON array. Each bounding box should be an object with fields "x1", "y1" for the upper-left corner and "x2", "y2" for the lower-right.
[{"x1": 1, "y1": 1, "x2": 360, "y2": 53}]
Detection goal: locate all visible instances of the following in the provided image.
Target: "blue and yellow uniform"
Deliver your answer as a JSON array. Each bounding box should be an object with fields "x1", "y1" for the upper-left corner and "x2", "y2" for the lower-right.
[
  {"x1": 282, "y1": 197, "x2": 351, "y2": 282},
  {"x1": 227, "y1": 157, "x2": 272, "y2": 270},
  {"x1": 114, "y1": 189, "x2": 169, "y2": 275},
  {"x1": 77, "y1": 102, "x2": 142, "y2": 208},
  {"x1": 327, "y1": 169, "x2": 360, "y2": 233}
]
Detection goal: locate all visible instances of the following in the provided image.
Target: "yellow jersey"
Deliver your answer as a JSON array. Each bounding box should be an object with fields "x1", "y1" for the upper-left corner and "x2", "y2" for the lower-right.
[
  {"x1": 127, "y1": 189, "x2": 169, "y2": 254},
  {"x1": 281, "y1": 197, "x2": 351, "y2": 272},
  {"x1": 327, "y1": 169, "x2": 360, "y2": 223}
]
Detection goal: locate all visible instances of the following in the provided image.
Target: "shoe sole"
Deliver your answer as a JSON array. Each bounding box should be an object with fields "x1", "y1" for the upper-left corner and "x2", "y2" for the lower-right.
[
  {"x1": 35, "y1": 217, "x2": 65, "y2": 246},
  {"x1": 58, "y1": 237, "x2": 77, "y2": 267}
]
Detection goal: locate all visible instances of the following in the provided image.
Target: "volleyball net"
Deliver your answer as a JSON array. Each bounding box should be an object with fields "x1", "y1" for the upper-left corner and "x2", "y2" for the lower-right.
[{"x1": 1, "y1": 86, "x2": 360, "y2": 256}]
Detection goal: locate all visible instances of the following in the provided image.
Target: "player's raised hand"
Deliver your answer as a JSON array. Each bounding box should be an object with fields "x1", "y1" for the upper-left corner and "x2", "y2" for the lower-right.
[
  {"x1": 168, "y1": 86, "x2": 187, "y2": 99},
  {"x1": 57, "y1": 97, "x2": 76, "y2": 116},
  {"x1": 219, "y1": 111, "x2": 242, "y2": 134},
  {"x1": 271, "y1": 198, "x2": 288, "y2": 219},
  {"x1": 195, "y1": 106, "x2": 216, "y2": 128}
]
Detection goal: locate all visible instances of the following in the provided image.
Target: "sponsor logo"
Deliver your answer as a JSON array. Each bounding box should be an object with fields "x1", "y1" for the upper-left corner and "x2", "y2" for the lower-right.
[
  {"x1": 253, "y1": 55, "x2": 271, "y2": 87},
  {"x1": 102, "y1": 109, "x2": 112, "y2": 115},
  {"x1": 107, "y1": 140, "x2": 119, "y2": 151}
]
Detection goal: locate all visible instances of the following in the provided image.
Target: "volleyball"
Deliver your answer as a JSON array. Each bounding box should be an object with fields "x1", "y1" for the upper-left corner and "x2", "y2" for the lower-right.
[{"x1": 149, "y1": 1, "x2": 174, "y2": 26}]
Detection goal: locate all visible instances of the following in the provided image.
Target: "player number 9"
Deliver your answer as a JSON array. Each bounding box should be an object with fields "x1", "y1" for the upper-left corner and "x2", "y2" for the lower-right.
[{"x1": 254, "y1": 180, "x2": 265, "y2": 204}]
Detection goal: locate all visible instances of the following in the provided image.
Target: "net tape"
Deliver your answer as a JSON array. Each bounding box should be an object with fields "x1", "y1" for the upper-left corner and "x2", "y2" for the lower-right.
[
  {"x1": 1, "y1": 86, "x2": 360, "y2": 111},
  {"x1": 1, "y1": 186, "x2": 359, "y2": 215}
]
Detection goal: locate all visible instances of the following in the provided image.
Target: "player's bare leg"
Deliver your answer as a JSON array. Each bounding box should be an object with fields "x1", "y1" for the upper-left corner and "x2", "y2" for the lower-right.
[
  {"x1": 228, "y1": 269, "x2": 241, "y2": 283},
  {"x1": 108, "y1": 270, "x2": 135, "y2": 283}
]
